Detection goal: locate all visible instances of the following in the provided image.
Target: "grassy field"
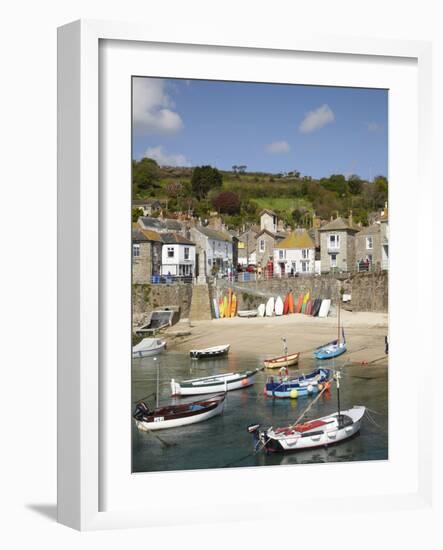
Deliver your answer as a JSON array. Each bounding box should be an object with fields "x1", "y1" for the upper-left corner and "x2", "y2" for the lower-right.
[{"x1": 250, "y1": 197, "x2": 312, "y2": 213}]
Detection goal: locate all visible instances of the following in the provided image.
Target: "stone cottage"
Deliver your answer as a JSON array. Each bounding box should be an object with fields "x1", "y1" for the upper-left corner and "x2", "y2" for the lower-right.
[
  {"x1": 190, "y1": 225, "x2": 234, "y2": 281},
  {"x1": 319, "y1": 216, "x2": 359, "y2": 273},
  {"x1": 380, "y1": 203, "x2": 389, "y2": 270},
  {"x1": 132, "y1": 226, "x2": 163, "y2": 283},
  {"x1": 355, "y1": 224, "x2": 382, "y2": 271}
]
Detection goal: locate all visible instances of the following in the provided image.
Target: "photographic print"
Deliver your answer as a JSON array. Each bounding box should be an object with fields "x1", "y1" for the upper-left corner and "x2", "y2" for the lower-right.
[{"x1": 131, "y1": 77, "x2": 388, "y2": 472}]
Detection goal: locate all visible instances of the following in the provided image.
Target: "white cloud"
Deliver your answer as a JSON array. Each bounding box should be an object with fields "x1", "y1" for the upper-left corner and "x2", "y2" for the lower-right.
[
  {"x1": 144, "y1": 146, "x2": 189, "y2": 167},
  {"x1": 299, "y1": 104, "x2": 335, "y2": 134},
  {"x1": 265, "y1": 140, "x2": 290, "y2": 154},
  {"x1": 367, "y1": 121, "x2": 381, "y2": 132},
  {"x1": 133, "y1": 78, "x2": 183, "y2": 135}
]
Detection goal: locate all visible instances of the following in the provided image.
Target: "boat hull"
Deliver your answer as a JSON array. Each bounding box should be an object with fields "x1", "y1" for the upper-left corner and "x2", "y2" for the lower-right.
[
  {"x1": 264, "y1": 352, "x2": 300, "y2": 369},
  {"x1": 314, "y1": 344, "x2": 347, "y2": 360},
  {"x1": 134, "y1": 396, "x2": 225, "y2": 431},
  {"x1": 190, "y1": 345, "x2": 230, "y2": 359},
  {"x1": 262, "y1": 406, "x2": 365, "y2": 452},
  {"x1": 132, "y1": 341, "x2": 166, "y2": 358},
  {"x1": 171, "y1": 369, "x2": 260, "y2": 396},
  {"x1": 265, "y1": 368, "x2": 331, "y2": 398}
]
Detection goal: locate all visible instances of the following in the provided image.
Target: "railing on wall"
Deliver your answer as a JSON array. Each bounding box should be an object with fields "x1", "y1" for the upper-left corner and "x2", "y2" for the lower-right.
[{"x1": 150, "y1": 275, "x2": 193, "y2": 284}]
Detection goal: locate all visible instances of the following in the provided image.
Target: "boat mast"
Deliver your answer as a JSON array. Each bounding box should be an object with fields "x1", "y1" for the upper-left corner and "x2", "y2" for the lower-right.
[
  {"x1": 337, "y1": 289, "x2": 341, "y2": 344},
  {"x1": 335, "y1": 370, "x2": 341, "y2": 423},
  {"x1": 154, "y1": 357, "x2": 159, "y2": 408}
]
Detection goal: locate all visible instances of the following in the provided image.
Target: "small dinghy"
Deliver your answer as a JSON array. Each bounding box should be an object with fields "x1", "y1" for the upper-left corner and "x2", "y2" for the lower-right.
[
  {"x1": 314, "y1": 298, "x2": 346, "y2": 359},
  {"x1": 265, "y1": 368, "x2": 332, "y2": 398},
  {"x1": 264, "y1": 352, "x2": 300, "y2": 369},
  {"x1": 257, "y1": 303, "x2": 266, "y2": 317},
  {"x1": 249, "y1": 371, "x2": 365, "y2": 452},
  {"x1": 132, "y1": 337, "x2": 166, "y2": 358},
  {"x1": 264, "y1": 337, "x2": 299, "y2": 368},
  {"x1": 265, "y1": 297, "x2": 275, "y2": 317},
  {"x1": 171, "y1": 368, "x2": 262, "y2": 396},
  {"x1": 237, "y1": 309, "x2": 258, "y2": 318},
  {"x1": 275, "y1": 296, "x2": 284, "y2": 316},
  {"x1": 190, "y1": 344, "x2": 230, "y2": 359},
  {"x1": 133, "y1": 393, "x2": 226, "y2": 431}
]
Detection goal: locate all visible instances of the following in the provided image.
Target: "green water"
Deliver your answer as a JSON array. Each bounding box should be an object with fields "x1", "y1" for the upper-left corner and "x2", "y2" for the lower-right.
[{"x1": 132, "y1": 351, "x2": 388, "y2": 472}]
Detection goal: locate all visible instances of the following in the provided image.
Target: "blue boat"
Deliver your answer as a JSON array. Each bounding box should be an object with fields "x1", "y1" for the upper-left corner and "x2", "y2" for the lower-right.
[
  {"x1": 265, "y1": 368, "x2": 332, "y2": 398},
  {"x1": 314, "y1": 297, "x2": 347, "y2": 360}
]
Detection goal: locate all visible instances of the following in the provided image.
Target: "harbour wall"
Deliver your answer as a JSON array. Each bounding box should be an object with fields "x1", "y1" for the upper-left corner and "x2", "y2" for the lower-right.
[
  {"x1": 132, "y1": 283, "x2": 193, "y2": 326},
  {"x1": 132, "y1": 271, "x2": 388, "y2": 326}
]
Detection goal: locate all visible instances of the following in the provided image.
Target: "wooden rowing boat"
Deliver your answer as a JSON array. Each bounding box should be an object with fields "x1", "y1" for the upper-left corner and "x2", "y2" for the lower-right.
[
  {"x1": 263, "y1": 351, "x2": 300, "y2": 369},
  {"x1": 133, "y1": 393, "x2": 226, "y2": 431},
  {"x1": 265, "y1": 368, "x2": 332, "y2": 398},
  {"x1": 190, "y1": 344, "x2": 230, "y2": 359},
  {"x1": 171, "y1": 368, "x2": 261, "y2": 396}
]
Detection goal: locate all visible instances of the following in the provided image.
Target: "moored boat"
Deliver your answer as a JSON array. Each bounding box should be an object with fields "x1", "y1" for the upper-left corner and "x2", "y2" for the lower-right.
[
  {"x1": 265, "y1": 368, "x2": 332, "y2": 398},
  {"x1": 263, "y1": 351, "x2": 300, "y2": 369},
  {"x1": 190, "y1": 344, "x2": 230, "y2": 359},
  {"x1": 171, "y1": 367, "x2": 262, "y2": 396},
  {"x1": 250, "y1": 406, "x2": 365, "y2": 452},
  {"x1": 132, "y1": 337, "x2": 166, "y2": 358},
  {"x1": 133, "y1": 393, "x2": 226, "y2": 431},
  {"x1": 314, "y1": 294, "x2": 347, "y2": 359}
]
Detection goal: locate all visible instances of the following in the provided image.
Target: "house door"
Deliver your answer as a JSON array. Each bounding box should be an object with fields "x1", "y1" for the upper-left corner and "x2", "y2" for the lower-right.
[{"x1": 279, "y1": 262, "x2": 285, "y2": 275}]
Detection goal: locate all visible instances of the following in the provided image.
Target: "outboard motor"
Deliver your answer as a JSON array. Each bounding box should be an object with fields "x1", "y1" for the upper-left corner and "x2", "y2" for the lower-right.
[
  {"x1": 133, "y1": 401, "x2": 150, "y2": 420},
  {"x1": 247, "y1": 423, "x2": 261, "y2": 450}
]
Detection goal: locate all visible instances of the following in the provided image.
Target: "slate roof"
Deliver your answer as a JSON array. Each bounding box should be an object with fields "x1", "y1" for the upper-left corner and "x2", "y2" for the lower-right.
[
  {"x1": 132, "y1": 227, "x2": 162, "y2": 242},
  {"x1": 161, "y1": 232, "x2": 195, "y2": 245},
  {"x1": 138, "y1": 216, "x2": 183, "y2": 232},
  {"x1": 194, "y1": 226, "x2": 232, "y2": 242},
  {"x1": 318, "y1": 217, "x2": 360, "y2": 232},
  {"x1": 275, "y1": 229, "x2": 315, "y2": 249},
  {"x1": 259, "y1": 209, "x2": 277, "y2": 217},
  {"x1": 356, "y1": 224, "x2": 380, "y2": 237}
]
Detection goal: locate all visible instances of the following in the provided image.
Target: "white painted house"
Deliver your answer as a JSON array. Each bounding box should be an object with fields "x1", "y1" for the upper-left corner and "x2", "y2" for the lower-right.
[
  {"x1": 273, "y1": 229, "x2": 316, "y2": 275},
  {"x1": 190, "y1": 226, "x2": 233, "y2": 279},
  {"x1": 160, "y1": 233, "x2": 196, "y2": 278}
]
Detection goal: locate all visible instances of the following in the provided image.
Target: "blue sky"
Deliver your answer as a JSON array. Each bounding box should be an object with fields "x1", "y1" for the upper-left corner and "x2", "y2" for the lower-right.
[{"x1": 132, "y1": 77, "x2": 387, "y2": 180}]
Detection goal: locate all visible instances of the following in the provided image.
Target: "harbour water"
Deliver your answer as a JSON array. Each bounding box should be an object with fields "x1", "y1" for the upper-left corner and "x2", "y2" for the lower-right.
[{"x1": 132, "y1": 351, "x2": 388, "y2": 472}]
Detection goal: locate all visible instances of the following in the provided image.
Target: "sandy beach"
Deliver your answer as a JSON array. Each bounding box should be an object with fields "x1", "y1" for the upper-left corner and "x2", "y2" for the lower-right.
[{"x1": 165, "y1": 310, "x2": 388, "y2": 366}]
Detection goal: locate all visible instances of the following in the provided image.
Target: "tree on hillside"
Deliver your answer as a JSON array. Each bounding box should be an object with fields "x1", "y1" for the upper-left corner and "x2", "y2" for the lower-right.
[
  {"x1": 132, "y1": 207, "x2": 144, "y2": 223},
  {"x1": 132, "y1": 158, "x2": 161, "y2": 195},
  {"x1": 212, "y1": 191, "x2": 241, "y2": 214},
  {"x1": 191, "y1": 165, "x2": 223, "y2": 199},
  {"x1": 348, "y1": 174, "x2": 363, "y2": 195},
  {"x1": 320, "y1": 174, "x2": 348, "y2": 197}
]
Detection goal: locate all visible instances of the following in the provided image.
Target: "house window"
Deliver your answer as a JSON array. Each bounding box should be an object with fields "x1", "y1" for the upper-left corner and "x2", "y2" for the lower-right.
[
  {"x1": 132, "y1": 244, "x2": 140, "y2": 257},
  {"x1": 302, "y1": 249, "x2": 309, "y2": 259},
  {"x1": 301, "y1": 261, "x2": 309, "y2": 272},
  {"x1": 259, "y1": 239, "x2": 265, "y2": 252},
  {"x1": 366, "y1": 236, "x2": 373, "y2": 250},
  {"x1": 328, "y1": 234, "x2": 340, "y2": 249},
  {"x1": 184, "y1": 247, "x2": 189, "y2": 260},
  {"x1": 278, "y1": 250, "x2": 285, "y2": 260},
  {"x1": 167, "y1": 247, "x2": 174, "y2": 258},
  {"x1": 330, "y1": 254, "x2": 337, "y2": 267}
]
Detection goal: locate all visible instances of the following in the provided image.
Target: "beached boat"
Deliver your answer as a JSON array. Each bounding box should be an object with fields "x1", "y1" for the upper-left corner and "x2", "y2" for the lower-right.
[
  {"x1": 263, "y1": 351, "x2": 300, "y2": 369},
  {"x1": 257, "y1": 303, "x2": 266, "y2": 317},
  {"x1": 132, "y1": 337, "x2": 166, "y2": 358},
  {"x1": 171, "y1": 368, "x2": 262, "y2": 396},
  {"x1": 237, "y1": 309, "x2": 258, "y2": 318},
  {"x1": 275, "y1": 296, "x2": 284, "y2": 316},
  {"x1": 133, "y1": 393, "x2": 226, "y2": 431},
  {"x1": 190, "y1": 344, "x2": 230, "y2": 359},
  {"x1": 250, "y1": 406, "x2": 365, "y2": 452},
  {"x1": 314, "y1": 295, "x2": 347, "y2": 359},
  {"x1": 264, "y1": 368, "x2": 332, "y2": 398}
]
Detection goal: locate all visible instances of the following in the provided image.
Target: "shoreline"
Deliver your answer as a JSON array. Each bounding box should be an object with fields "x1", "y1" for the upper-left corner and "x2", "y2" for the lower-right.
[{"x1": 164, "y1": 310, "x2": 388, "y2": 366}]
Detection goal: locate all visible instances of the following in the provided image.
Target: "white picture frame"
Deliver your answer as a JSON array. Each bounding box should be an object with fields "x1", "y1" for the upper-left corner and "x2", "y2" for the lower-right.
[{"x1": 58, "y1": 19, "x2": 433, "y2": 531}]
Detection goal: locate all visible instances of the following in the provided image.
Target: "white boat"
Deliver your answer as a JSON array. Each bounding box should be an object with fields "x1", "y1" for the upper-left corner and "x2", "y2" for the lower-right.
[
  {"x1": 265, "y1": 297, "x2": 275, "y2": 317},
  {"x1": 190, "y1": 344, "x2": 230, "y2": 359},
  {"x1": 133, "y1": 393, "x2": 226, "y2": 431},
  {"x1": 132, "y1": 337, "x2": 166, "y2": 358},
  {"x1": 237, "y1": 309, "x2": 258, "y2": 318},
  {"x1": 274, "y1": 296, "x2": 284, "y2": 316},
  {"x1": 171, "y1": 368, "x2": 261, "y2": 396},
  {"x1": 318, "y1": 299, "x2": 331, "y2": 318},
  {"x1": 257, "y1": 303, "x2": 266, "y2": 317},
  {"x1": 253, "y1": 406, "x2": 365, "y2": 452}
]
